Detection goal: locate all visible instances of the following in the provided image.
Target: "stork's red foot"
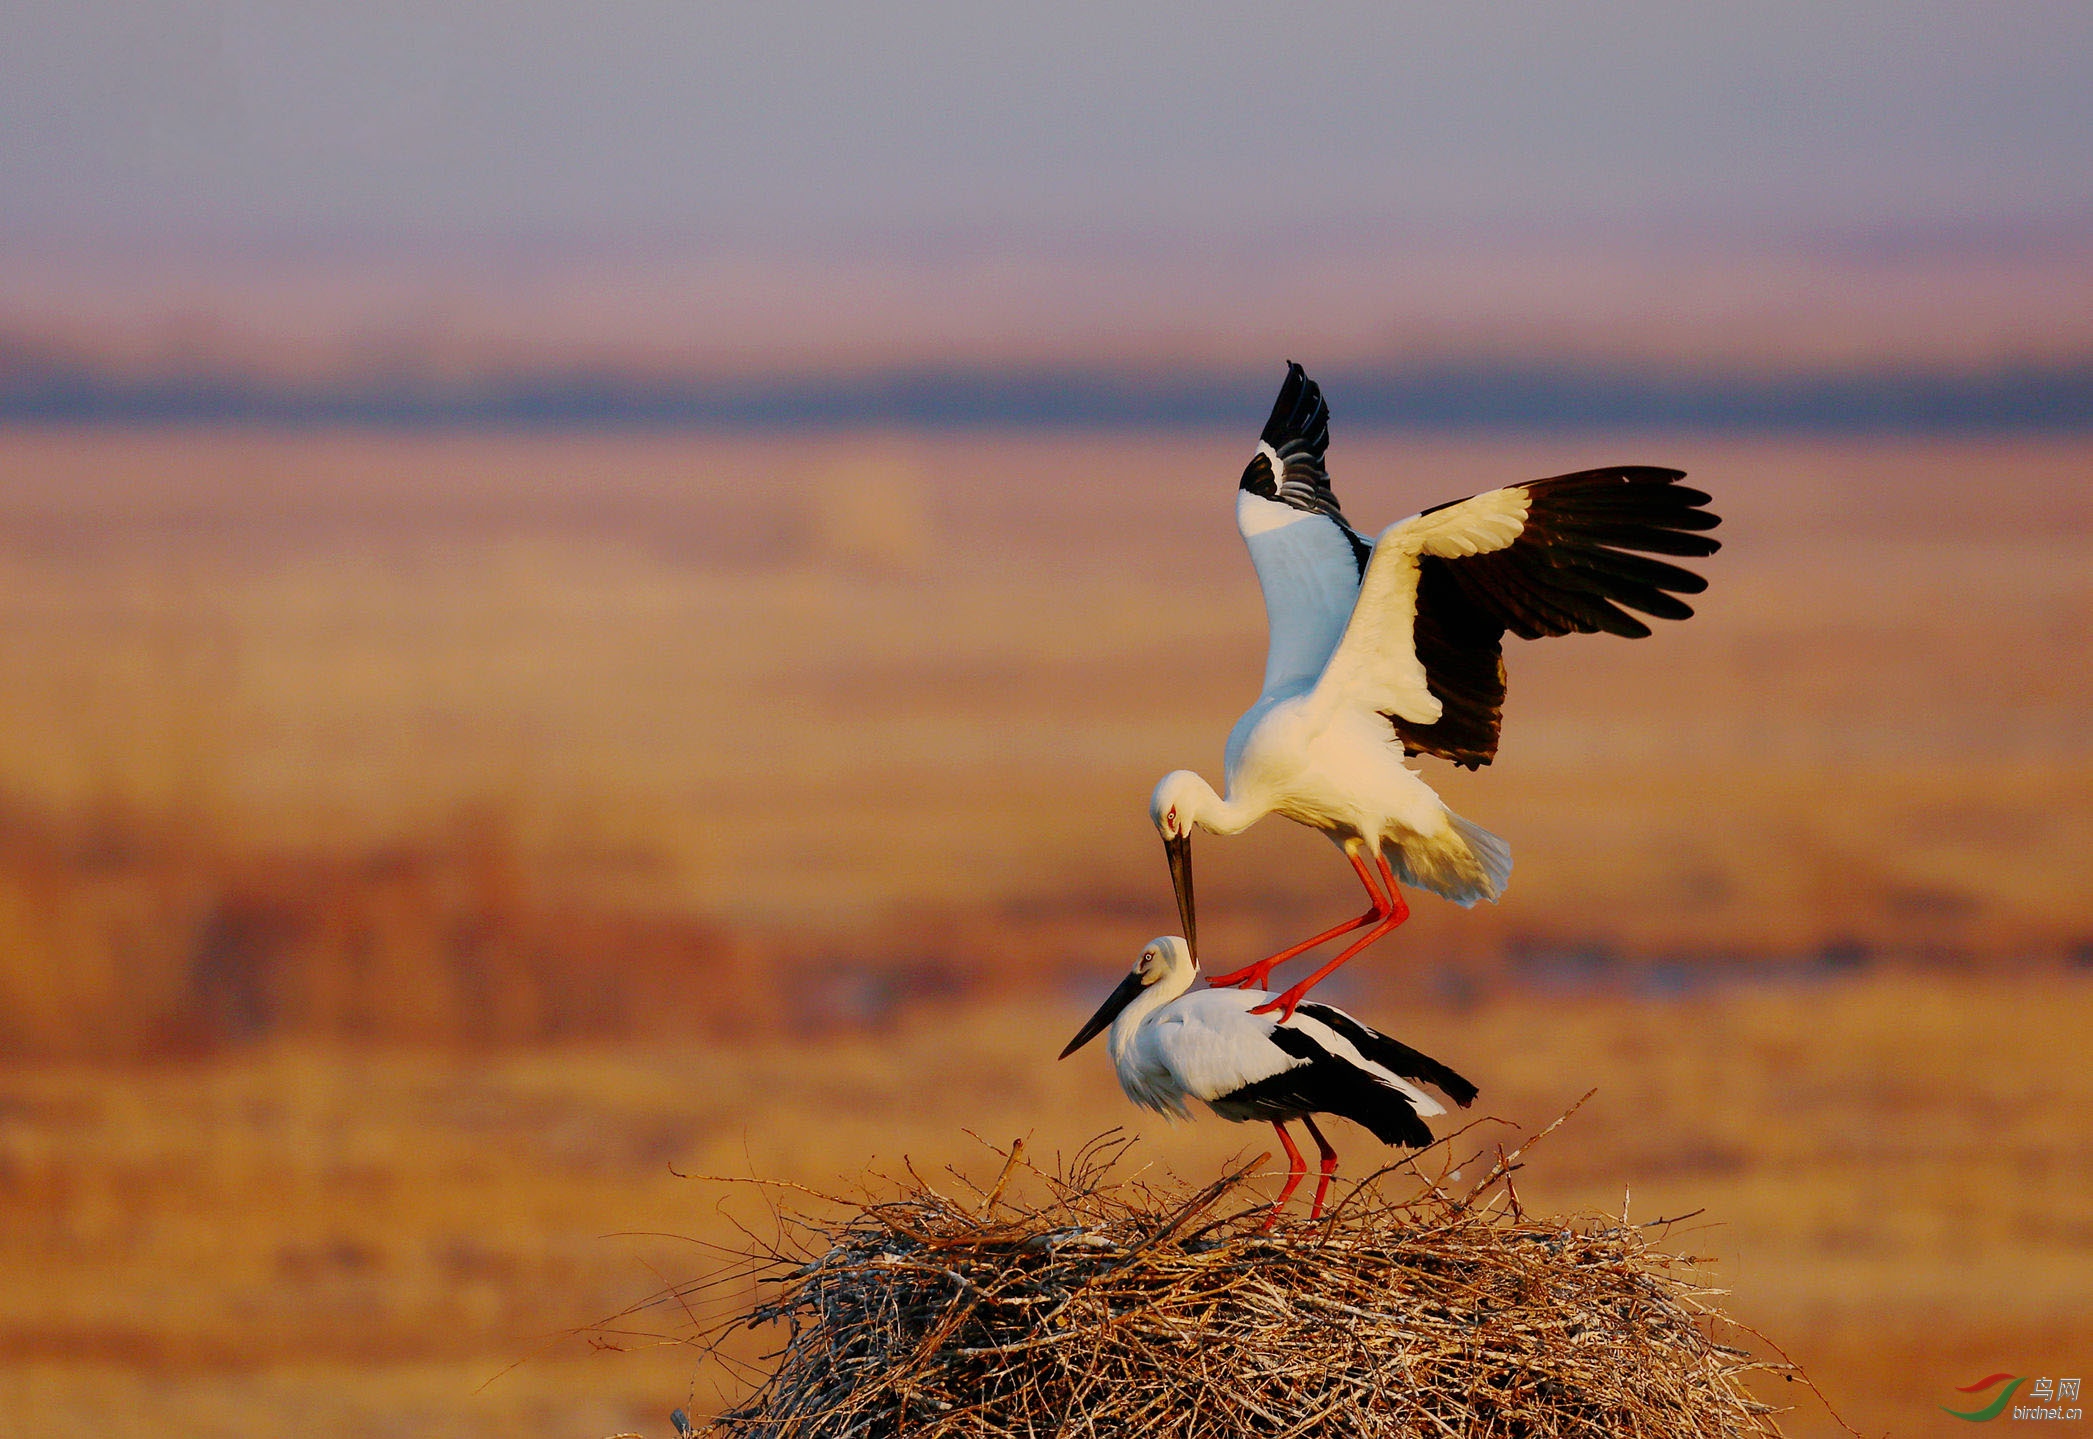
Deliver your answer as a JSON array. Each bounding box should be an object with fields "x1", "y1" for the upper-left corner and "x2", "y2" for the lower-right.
[
  {"x1": 1248, "y1": 982, "x2": 1312, "y2": 1024},
  {"x1": 1204, "y1": 958, "x2": 1276, "y2": 990}
]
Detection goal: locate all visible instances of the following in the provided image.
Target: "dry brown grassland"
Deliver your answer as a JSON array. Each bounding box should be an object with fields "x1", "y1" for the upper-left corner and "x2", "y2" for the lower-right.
[
  {"x1": 3, "y1": 973, "x2": 2090, "y2": 1436},
  {"x1": 0, "y1": 428, "x2": 2088, "y2": 1435}
]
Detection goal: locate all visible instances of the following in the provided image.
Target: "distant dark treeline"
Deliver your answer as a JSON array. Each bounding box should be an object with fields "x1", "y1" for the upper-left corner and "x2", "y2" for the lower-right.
[{"x1": 3, "y1": 360, "x2": 2091, "y2": 431}]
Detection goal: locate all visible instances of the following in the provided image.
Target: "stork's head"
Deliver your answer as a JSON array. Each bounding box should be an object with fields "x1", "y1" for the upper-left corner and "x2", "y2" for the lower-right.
[
  {"x1": 1058, "y1": 936, "x2": 1195, "y2": 1059},
  {"x1": 1150, "y1": 770, "x2": 1203, "y2": 841},
  {"x1": 1137, "y1": 934, "x2": 1195, "y2": 985},
  {"x1": 1150, "y1": 771, "x2": 1206, "y2": 960}
]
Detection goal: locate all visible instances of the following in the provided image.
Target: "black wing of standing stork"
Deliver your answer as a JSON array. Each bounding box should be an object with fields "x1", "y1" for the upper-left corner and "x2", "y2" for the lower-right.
[{"x1": 1151, "y1": 362, "x2": 1721, "y2": 1020}]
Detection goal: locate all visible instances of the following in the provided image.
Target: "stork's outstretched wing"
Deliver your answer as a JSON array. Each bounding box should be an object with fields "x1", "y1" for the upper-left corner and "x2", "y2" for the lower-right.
[
  {"x1": 1310, "y1": 467, "x2": 1721, "y2": 767},
  {"x1": 1236, "y1": 363, "x2": 1376, "y2": 701}
]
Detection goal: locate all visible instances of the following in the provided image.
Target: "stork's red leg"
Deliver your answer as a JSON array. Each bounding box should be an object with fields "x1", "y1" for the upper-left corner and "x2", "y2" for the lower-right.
[
  {"x1": 1207, "y1": 847, "x2": 1388, "y2": 990},
  {"x1": 1259, "y1": 1121, "x2": 1307, "y2": 1231},
  {"x1": 1251, "y1": 853, "x2": 1410, "y2": 1022},
  {"x1": 1302, "y1": 1115, "x2": 1340, "y2": 1220}
]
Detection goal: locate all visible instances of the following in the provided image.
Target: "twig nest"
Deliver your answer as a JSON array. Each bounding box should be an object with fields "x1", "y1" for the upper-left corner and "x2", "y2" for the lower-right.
[{"x1": 688, "y1": 1140, "x2": 1790, "y2": 1438}]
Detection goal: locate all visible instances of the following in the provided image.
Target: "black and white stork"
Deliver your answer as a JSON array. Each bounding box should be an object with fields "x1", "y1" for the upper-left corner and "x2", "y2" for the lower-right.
[
  {"x1": 1152, "y1": 363, "x2": 1721, "y2": 1020},
  {"x1": 1060, "y1": 936, "x2": 1476, "y2": 1226}
]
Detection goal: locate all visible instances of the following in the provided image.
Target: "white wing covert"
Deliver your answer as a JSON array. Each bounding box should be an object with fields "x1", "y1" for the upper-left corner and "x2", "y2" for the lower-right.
[
  {"x1": 1134, "y1": 989, "x2": 1304, "y2": 1110},
  {"x1": 1308, "y1": 489, "x2": 1531, "y2": 726},
  {"x1": 1307, "y1": 468, "x2": 1720, "y2": 765}
]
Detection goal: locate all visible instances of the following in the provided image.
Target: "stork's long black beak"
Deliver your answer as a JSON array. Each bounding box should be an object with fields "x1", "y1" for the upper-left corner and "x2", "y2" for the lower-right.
[
  {"x1": 1165, "y1": 832, "x2": 1197, "y2": 960},
  {"x1": 1059, "y1": 970, "x2": 1146, "y2": 1059}
]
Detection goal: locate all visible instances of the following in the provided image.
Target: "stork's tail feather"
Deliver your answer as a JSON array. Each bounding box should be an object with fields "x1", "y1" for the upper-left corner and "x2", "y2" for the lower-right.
[{"x1": 1389, "y1": 812, "x2": 1512, "y2": 907}]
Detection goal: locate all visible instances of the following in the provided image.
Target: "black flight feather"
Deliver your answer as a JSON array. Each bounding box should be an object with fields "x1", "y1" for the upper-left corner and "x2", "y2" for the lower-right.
[
  {"x1": 1296, "y1": 1003, "x2": 1479, "y2": 1107},
  {"x1": 1239, "y1": 362, "x2": 1372, "y2": 575},
  {"x1": 1393, "y1": 465, "x2": 1722, "y2": 768},
  {"x1": 1222, "y1": 1023, "x2": 1437, "y2": 1148}
]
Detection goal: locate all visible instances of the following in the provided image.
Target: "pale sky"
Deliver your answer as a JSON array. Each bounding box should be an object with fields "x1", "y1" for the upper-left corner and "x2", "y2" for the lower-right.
[{"x1": 3, "y1": 1, "x2": 2089, "y2": 248}]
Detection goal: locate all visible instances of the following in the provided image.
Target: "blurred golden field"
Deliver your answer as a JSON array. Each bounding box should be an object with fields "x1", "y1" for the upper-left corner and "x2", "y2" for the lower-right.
[
  {"x1": 1, "y1": 426, "x2": 2090, "y2": 1436},
  {"x1": 7, "y1": 975, "x2": 2092, "y2": 1437}
]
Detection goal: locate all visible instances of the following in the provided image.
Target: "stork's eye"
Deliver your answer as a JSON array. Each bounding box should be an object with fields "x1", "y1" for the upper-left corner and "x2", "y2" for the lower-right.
[{"x1": 1165, "y1": 807, "x2": 1177, "y2": 832}]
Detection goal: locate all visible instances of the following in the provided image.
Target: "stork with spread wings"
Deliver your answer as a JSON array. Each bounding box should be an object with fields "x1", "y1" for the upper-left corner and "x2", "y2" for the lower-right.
[{"x1": 1151, "y1": 363, "x2": 1721, "y2": 1021}]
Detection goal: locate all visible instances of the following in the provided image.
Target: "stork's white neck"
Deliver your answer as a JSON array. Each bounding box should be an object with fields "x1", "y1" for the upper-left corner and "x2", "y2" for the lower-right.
[
  {"x1": 1106, "y1": 955, "x2": 1197, "y2": 1063},
  {"x1": 1174, "y1": 770, "x2": 1266, "y2": 837}
]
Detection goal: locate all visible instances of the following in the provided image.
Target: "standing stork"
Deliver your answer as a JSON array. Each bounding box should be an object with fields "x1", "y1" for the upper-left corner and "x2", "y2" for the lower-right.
[
  {"x1": 1060, "y1": 936, "x2": 1476, "y2": 1226},
  {"x1": 1154, "y1": 363, "x2": 1721, "y2": 1020}
]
